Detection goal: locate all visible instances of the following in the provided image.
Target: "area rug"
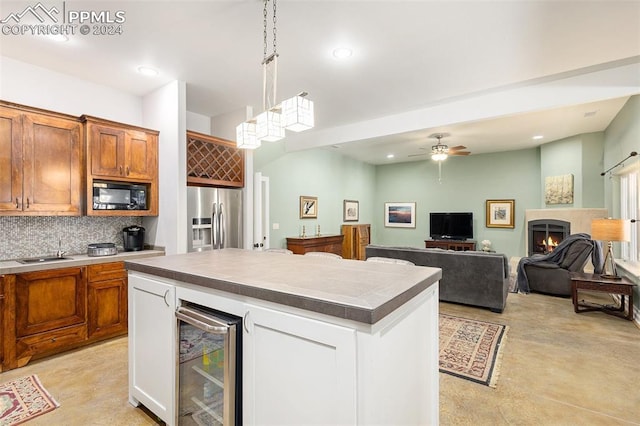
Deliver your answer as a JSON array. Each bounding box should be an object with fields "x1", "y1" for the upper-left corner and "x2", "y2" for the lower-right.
[
  {"x1": 0, "y1": 375, "x2": 60, "y2": 425},
  {"x1": 439, "y1": 314, "x2": 509, "y2": 388}
]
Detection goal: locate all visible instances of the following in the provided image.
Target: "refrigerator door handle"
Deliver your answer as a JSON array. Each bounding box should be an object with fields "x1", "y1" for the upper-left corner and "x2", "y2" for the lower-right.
[
  {"x1": 220, "y1": 203, "x2": 225, "y2": 248},
  {"x1": 212, "y1": 202, "x2": 218, "y2": 249}
]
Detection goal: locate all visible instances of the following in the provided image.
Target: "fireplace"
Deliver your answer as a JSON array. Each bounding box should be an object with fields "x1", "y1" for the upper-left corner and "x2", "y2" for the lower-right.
[{"x1": 528, "y1": 219, "x2": 570, "y2": 255}]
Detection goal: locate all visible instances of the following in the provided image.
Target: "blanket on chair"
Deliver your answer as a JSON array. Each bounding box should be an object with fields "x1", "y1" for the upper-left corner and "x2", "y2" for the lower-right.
[{"x1": 515, "y1": 233, "x2": 603, "y2": 294}]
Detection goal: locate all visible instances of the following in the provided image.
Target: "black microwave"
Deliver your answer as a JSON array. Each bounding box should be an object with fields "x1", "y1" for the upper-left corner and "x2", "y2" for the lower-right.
[{"x1": 92, "y1": 181, "x2": 148, "y2": 210}]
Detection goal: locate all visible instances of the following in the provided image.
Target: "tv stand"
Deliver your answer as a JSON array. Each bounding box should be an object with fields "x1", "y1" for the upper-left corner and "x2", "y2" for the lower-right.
[{"x1": 425, "y1": 239, "x2": 476, "y2": 251}]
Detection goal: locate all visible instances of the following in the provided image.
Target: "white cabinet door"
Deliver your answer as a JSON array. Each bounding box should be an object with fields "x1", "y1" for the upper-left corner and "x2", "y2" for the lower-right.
[
  {"x1": 128, "y1": 273, "x2": 175, "y2": 425},
  {"x1": 243, "y1": 304, "x2": 357, "y2": 425}
]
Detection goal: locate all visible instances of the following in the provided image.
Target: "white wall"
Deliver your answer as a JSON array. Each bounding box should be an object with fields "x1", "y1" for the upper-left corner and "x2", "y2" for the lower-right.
[
  {"x1": 186, "y1": 111, "x2": 211, "y2": 134},
  {"x1": 0, "y1": 56, "x2": 142, "y2": 124},
  {"x1": 142, "y1": 81, "x2": 187, "y2": 255}
]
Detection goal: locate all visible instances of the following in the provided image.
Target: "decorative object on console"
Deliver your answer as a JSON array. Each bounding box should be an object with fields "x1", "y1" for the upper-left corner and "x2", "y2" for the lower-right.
[
  {"x1": 299, "y1": 196, "x2": 317, "y2": 219},
  {"x1": 235, "y1": 0, "x2": 314, "y2": 149},
  {"x1": 545, "y1": 174, "x2": 574, "y2": 204},
  {"x1": 591, "y1": 218, "x2": 631, "y2": 280},
  {"x1": 343, "y1": 200, "x2": 359, "y2": 222},
  {"x1": 481, "y1": 240, "x2": 492, "y2": 252},
  {"x1": 486, "y1": 199, "x2": 515, "y2": 229},
  {"x1": 384, "y1": 202, "x2": 416, "y2": 228}
]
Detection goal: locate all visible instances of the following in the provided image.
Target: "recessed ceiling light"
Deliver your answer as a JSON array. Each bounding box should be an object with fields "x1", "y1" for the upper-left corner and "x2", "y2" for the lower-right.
[
  {"x1": 386, "y1": 154, "x2": 395, "y2": 159},
  {"x1": 532, "y1": 135, "x2": 544, "y2": 140},
  {"x1": 332, "y1": 47, "x2": 353, "y2": 59},
  {"x1": 137, "y1": 66, "x2": 159, "y2": 77}
]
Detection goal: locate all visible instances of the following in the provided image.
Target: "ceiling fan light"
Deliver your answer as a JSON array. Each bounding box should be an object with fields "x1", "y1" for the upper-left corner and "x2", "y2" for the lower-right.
[
  {"x1": 256, "y1": 110, "x2": 285, "y2": 142},
  {"x1": 282, "y1": 95, "x2": 314, "y2": 132},
  {"x1": 431, "y1": 153, "x2": 448, "y2": 161},
  {"x1": 236, "y1": 121, "x2": 261, "y2": 149}
]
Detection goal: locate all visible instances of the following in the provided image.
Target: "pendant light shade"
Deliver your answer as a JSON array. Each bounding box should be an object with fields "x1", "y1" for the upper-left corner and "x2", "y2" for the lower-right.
[
  {"x1": 236, "y1": 122, "x2": 260, "y2": 149},
  {"x1": 282, "y1": 94, "x2": 314, "y2": 132},
  {"x1": 255, "y1": 110, "x2": 285, "y2": 142}
]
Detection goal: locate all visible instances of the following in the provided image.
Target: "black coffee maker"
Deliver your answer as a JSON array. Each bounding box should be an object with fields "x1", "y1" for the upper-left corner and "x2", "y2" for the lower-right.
[{"x1": 123, "y1": 226, "x2": 145, "y2": 251}]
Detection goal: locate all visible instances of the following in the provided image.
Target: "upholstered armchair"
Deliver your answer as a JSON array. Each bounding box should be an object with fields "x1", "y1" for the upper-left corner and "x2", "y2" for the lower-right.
[{"x1": 523, "y1": 239, "x2": 595, "y2": 296}]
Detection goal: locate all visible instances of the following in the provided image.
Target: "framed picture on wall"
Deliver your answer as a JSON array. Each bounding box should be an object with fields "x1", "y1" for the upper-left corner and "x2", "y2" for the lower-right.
[
  {"x1": 384, "y1": 202, "x2": 416, "y2": 228},
  {"x1": 486, "y1": 199, "x2": 515, "y2": 228},
  {"x1": 343, "y1": 200, "x2": 359, "y2": 222},
  {"x1": 300, "y1": 196, "x2": 318, "y2": 219}
]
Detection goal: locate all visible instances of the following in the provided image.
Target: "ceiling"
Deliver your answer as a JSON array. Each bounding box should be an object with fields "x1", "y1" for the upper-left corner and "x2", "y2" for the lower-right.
[{"x1": 1, "y1": 1, "x2": 639, "y2": 164}]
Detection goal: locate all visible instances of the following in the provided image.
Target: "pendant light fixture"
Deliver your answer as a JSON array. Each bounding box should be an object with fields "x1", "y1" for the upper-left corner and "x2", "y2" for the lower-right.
[{"x1": 236, "y1": 0, "x2": 314, "y2": 149}]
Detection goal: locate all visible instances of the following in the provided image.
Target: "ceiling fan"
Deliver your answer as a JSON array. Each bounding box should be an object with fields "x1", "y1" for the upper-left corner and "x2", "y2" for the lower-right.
[{"x1": 408, "y1": 133, "x2": 471, "y2": 160}]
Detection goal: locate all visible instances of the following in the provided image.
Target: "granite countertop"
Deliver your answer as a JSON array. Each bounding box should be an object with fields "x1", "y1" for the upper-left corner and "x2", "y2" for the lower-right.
[
  {"x1": 0, "y1": 249, "x2": 165, "y2": 274},
  {"x1": 125, "y1": 248, "x2": 441, "y2": 324}
]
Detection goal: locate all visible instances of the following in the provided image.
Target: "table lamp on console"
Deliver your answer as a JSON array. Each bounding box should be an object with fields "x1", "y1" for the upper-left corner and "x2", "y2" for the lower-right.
[{"x1": 591, "y1": 218, "x2": 631, "y2": 280}]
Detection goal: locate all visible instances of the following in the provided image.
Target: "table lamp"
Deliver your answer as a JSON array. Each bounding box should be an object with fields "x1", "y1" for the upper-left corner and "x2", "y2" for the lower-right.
[{"x1": 591, "y1": 218, "x2": 631, "y2": 280}]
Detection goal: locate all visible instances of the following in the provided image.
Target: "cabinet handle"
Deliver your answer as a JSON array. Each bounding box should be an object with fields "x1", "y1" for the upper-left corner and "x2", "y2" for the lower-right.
[
  {"x1": 243, "y1": 311, "x2": 251, "y2": 334},
  {"x1": 51, "y1": 337, "x2": 56, "y2": 343},
  {"x1": 126, "y1": 166, "x2": 130, "y2": 176},
  {"x1": 15, "y1": 197, "x2": 19, "y2": 209},
  {"x1": 119, "y1": 165, "x2": 123, "y2": 175},
  {"x1": 162, "y1": 289, "x2": 170, "y2": 307},
  {"x1": 26, "y1": 198, "x2": 30, "y2": 208}
]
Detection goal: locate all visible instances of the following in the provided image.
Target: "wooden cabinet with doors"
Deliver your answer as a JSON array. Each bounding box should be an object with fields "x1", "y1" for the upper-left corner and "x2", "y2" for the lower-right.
[
  {"x1": 186, "y1": 130, "x2": 245, "y2": 188},
  {"x1": 0, "y1": 276, "x2": 4, "y2": 370},
  {"x1": 341, "y1": 224, "x2": 371, "y2": 260},
  {"x1": 0, "y1": 102, "x2": 83, "y2": 216},
  {"x1": 84, "y1": 116, "x2": 159, "y2": 216},
  {"x1": 87, "y1": 262, "x2": 128, "y2": 340},
  {"x1": 12, "y1": 267, "x2": 87, "y2": 368}
]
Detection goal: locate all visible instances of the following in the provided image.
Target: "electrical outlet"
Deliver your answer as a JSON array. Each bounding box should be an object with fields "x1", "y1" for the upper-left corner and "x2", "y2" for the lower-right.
[{"x1": 272, "y1": 223, "x2": 280, "y2": 230}]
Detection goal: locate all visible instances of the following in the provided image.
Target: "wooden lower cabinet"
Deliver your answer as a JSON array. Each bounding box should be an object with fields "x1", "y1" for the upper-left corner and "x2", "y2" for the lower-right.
[
  {"x1": 87, "y1": 262, "x2": 128, "y2": 339},
  {"x1": 14, "y1": 267, "x2": 87, "y2": 366},
  {"x1": 424, "y1": 239, "x2": 476, "y2": 251},
  {"x1": 2, "y1": 262, "x2": 129, "y2": 371},
  {"x1": 342, "y1": 224, "x2": 371, "y2": 260}
]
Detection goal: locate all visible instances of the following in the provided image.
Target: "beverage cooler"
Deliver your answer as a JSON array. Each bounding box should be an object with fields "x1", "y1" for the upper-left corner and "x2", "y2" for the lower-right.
[{"x1": 176, "y1": 304, "x2": 242, "y2": 425}]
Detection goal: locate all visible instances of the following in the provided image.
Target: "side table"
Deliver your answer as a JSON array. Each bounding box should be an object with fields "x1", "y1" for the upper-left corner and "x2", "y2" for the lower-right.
[{"x1": 570, "y1": 272, "x2": 636, "y2": 321}]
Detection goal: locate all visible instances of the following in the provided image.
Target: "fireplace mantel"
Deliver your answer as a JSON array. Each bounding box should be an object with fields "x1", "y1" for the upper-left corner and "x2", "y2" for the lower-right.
[{"x1": 524, "y1": 208, "x2": 608, "y2": 254}]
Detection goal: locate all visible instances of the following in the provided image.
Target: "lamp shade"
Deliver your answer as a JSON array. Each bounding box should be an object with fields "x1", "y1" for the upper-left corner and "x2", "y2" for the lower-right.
[
  {"x1": 236, "y1": 122, "x2": 260, "y2": 149},
  {"x1": 591, "y1": 218, "x2": 631, "y2": 242},
  {"x1": 282, "y1": 95, "x2": 314, "y2": 132},
  {"x1": 256, "y1": 110, "x2": 285, "y2": 142},
  {"x1": 431, "y1": 153, "x2": 448, "y2": 161}
]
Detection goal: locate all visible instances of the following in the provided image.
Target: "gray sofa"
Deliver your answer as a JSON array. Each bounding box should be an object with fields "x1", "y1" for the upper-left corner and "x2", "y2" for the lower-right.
[{"x1": 365, "y1": 245, "x2": 510, "y2": 313}]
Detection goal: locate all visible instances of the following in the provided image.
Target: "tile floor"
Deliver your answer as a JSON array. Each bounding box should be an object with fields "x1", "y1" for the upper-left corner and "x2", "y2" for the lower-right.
[{"x1": 1, "y1": 291, "x2": 638, "y2": 425}]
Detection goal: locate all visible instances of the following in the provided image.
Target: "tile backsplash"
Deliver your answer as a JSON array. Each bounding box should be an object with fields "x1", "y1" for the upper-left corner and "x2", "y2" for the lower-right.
[{"x1": 0, "y1": 216, "x2": 143, "y2": 261}]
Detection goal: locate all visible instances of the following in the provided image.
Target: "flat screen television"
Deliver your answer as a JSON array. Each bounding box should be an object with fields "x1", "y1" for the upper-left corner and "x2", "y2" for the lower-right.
[{"x1": 429, "y1": 212, "x2": 473, "y2": 240}]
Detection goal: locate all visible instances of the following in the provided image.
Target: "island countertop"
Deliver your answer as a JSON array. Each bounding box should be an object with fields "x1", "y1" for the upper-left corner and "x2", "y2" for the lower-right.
[{"x1": 125, "y1": 248, "x2": 441, "y2": 324}]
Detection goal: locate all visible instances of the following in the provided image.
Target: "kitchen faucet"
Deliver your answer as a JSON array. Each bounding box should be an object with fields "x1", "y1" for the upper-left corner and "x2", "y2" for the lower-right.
[{"x1": 56, "y1": 239, "x2": 66, "y2": 258}]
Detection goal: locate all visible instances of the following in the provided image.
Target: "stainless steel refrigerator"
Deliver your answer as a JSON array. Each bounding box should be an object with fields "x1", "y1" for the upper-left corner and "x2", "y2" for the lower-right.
[{"x1": 187, "y1": 187, "x2": 243, "y2": 252}]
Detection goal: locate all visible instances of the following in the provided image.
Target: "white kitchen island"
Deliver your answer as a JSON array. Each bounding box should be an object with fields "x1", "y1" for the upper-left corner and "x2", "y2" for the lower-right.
[{"x1": 125, "y1": 248, "x2": 441, "y2": 426}]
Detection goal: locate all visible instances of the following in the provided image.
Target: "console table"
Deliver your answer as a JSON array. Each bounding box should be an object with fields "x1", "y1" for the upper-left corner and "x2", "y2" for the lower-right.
[
  {"x1": 286, "y1": 235, "x2": 345, "y2": 256},
  {"x1": 570, "y1": 272, "x2": 636, "y2": 321},
  {"x1": 424, "y1": 240, "x2": 476, "y2": 251}
]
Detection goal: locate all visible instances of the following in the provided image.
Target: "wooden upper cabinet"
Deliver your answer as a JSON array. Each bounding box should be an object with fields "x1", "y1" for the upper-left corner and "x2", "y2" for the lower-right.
[
  {"x1": 0, "y1": 106, "x2": 23, "y2": 213},
  {"x1": 85, "y1": 117, "x2": 158, "y2": 182},
  {"x1": 187, "y1": 130, "x2": 244, "y2": 188},
  {"x1": 84, "y1": 116, "x2": 159, "y2": 216},
  {"x1": 0, "y1": 102, "x2": 82, "y2": 216}
]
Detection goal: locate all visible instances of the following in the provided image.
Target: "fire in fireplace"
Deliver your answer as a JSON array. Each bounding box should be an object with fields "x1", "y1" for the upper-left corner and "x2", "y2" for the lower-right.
[{"x1": 528, "y1": 219, "x2": 570, "y2": 255}]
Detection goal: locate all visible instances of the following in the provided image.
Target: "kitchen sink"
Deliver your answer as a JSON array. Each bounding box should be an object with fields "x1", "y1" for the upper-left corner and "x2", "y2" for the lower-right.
[{"x1": 17, "y1": 256, "x2": 74, "y2": 264}]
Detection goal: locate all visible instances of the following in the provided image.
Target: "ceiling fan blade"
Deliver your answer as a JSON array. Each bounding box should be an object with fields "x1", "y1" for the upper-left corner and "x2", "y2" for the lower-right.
[
  {"x1": 448, "y1": 145, "x2": 467, "y2": 151},
  {"x1": 450, "y1": 151, "x2": 471, "y2": 156},
  {"x1": 408, "y1": 153, "x2": 428, "y2": 157}
]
